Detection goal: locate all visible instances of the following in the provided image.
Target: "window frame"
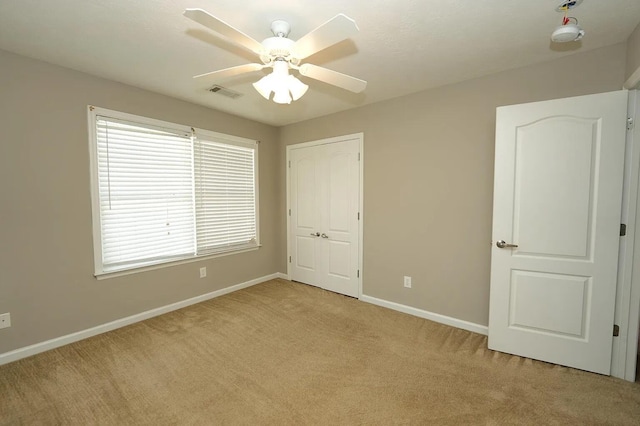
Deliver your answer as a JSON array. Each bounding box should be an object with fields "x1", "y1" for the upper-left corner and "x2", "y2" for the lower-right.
[{"x1": 87, "y1": 106, "x2": 260, "y2": 279}]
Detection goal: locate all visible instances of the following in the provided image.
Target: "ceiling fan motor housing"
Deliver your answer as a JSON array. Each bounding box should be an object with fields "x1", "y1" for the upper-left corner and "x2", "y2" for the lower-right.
[{"x1": 260, "y1": 36, "x2": 296, "y2": 64}]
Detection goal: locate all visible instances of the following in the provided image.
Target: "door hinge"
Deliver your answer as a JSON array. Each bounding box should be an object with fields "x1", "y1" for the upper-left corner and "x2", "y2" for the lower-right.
[
  {"x1": 358, "y1": 152, "x2": 360, "y2": 161},
  {"x1": 357, "y1": 212, "x2": 360, "y2": 220},
  {"x1": 289, "y1": 209, "x2": 291, "y2": 216},
  {"x1": 288, "y1": 160, "x2": 291, "y2": 168},
  {"x1": 357, "y1": 269, "x2": 360, "y2": 278},
  {"x1": 620, "y1": 223, "x2": 627, "y2": 236},
  {"x1": 628, "y1": 117, "x2": 634, "y2": 131},
  {"x1": 289, "y1": 256, "x2": 292, "y2": 263},
  {"x1": 613, "y1": 324, "x2": 620, "y2": 337}
]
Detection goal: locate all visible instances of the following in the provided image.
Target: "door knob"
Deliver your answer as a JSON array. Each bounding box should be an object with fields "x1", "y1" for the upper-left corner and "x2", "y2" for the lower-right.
[
  {"x1": 496, "y1": 240, "x2": 518, "y2": 248},
  {"x1": 310, "y1": 232, "x2": 320, "y2": 237},
  {"x1": 321, "y1": 233, "x2": 329, "y2": 239}
]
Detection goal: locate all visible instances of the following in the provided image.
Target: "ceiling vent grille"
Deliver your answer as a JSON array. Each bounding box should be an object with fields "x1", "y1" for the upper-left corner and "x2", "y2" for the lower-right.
[{"x1": 208, "y1": 85, "x2": 243, "y2": 99}]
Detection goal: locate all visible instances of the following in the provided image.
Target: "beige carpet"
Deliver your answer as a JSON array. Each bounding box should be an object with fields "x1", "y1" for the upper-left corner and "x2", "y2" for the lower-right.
[{"x1": 1, "y1": 279, "x2": 640, "y2": 425}]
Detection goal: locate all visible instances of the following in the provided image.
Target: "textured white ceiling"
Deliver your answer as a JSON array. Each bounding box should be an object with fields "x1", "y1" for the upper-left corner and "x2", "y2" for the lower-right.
[{"x1": 1, "y1": 0, "x2": 639, "y2": 126}]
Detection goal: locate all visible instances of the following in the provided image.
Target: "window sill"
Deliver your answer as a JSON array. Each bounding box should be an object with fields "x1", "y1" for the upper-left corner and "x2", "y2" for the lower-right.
[{"x1": 94, "y1": 245, "x2": 261, "y2": 280}]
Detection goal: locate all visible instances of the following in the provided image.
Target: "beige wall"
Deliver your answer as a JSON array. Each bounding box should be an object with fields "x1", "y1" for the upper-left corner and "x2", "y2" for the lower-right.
[
  {"x1": 626, "y1": 22, "x2": 640, "y2": 83},
  {"x1": 0, "y1": 41, "x2": 630, "y2": 355},
  {"x1": 0, "y1": 50, "x2": 282, "y2": 354},
  {"x1": 280, "y1": 44, "x2": 628, "y2": 326}
]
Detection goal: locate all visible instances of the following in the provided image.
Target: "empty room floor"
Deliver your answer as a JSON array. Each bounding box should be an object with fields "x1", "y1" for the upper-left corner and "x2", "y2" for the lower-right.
[{"x1": 1, "y1": 279, "x2": 640, "y2": 424}]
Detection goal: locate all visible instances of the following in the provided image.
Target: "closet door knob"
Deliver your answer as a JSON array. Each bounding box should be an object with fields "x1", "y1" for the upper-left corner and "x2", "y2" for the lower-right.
[
  {"x1": 321, "y1": 233, "x2": 329, "y2": 239},
  {"x1": 310, "y1": 232, "x2": 320, "y2": 237}
]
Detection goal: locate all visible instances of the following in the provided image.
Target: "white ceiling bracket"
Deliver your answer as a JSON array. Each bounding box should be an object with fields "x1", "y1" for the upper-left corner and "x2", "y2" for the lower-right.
[
  {"x1": 556, "y1": 0, "x2": 583, "y2": 12},
  {"x1": 271, "y1": 20, "x2": 291, "y2": 38}
]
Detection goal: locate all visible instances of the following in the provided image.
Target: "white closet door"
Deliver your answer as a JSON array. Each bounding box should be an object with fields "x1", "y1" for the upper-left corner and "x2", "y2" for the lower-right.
[
  {"x1": 319, "y1": 140, "x2": 360, "y2": 297},
  {"x1": 289, "y1": 138, "x2": 360, "y2": 298},
  {"x1": 290, "y1": 146, "x2": 321, "y2": 286}
]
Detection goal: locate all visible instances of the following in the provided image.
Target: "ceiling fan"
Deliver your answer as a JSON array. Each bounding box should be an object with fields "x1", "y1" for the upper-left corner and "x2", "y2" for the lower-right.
[{"x1": 183, "y1": 9, "x2": 367, "y2": 104}]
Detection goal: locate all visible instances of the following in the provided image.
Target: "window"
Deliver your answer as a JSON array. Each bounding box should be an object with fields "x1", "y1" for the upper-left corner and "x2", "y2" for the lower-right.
[{"x1": 88, "y1": 106, "x2": 259, "y2": 277}]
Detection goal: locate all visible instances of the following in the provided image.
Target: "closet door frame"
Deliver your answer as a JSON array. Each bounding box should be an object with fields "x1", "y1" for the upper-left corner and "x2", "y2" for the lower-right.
[{"x1": 286, "y1": 133, "x2": 364, "y2": 298}]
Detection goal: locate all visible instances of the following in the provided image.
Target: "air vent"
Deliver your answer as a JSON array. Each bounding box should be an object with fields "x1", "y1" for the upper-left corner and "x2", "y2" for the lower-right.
[{"x1": 208, "y1": 85, "x2": 243, "y2": 99}]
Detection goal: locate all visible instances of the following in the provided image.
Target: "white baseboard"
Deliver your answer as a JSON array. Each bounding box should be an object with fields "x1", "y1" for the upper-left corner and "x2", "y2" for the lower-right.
[
  {"x1": 0, "y1": 273, "x2": 284, "y2": 366},
  {"x1": 360, "y1": 294, "x2": 488, "y2": 336}
]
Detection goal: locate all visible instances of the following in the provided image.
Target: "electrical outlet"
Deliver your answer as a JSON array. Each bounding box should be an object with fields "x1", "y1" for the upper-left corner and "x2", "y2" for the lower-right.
[
  {"x1": 404, "y1": 276, "x2": 412, "y2": 288},
  {"x1": 199, "y1": 267, "x2": 207, "y2": 278},
  {"x1": 0, "y1": 313, "x2": 11, "y2": 329}
]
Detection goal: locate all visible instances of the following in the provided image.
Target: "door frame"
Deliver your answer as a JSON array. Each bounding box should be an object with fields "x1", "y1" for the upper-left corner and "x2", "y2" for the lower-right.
[
  {"x1": 285, "y1": 133, "x2": 364, "y2": 299},
  {"x1": 613, "y1": 89, "x2": 640, "y2": 381}
]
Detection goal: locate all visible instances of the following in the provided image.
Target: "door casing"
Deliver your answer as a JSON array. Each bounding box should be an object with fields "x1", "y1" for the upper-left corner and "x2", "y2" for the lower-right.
[
  {"x1": 613, "y1": 89, "x2": 640, "y2": 381},
  {"x1": 286, "y1": 133, "x2": 364, "y2": 298}
]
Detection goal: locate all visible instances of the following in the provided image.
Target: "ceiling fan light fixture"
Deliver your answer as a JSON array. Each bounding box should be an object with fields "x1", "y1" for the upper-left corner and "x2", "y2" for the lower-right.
[
  {"x1": 288, "y1": 75, "x2": 309, "y2": 101},
  {"x1": 273, "y1": 89, "x2": 292, "y2": 104},
  {"x1": 184, "y1": 10, "x2": 367, "y2": 104},
  {"x1": 252, "y1": 60, "x2": 308, "y2": 104},
  {"x1": 270, "y1": 61, "x2": 292, "y2": 104},
  {"x1": 252, "y1": 74, "x2": 273, "y2": 100}
]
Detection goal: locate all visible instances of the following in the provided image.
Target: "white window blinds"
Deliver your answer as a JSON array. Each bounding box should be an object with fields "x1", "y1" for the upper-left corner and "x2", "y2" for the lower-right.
[
  {"x1": 90, "y1": 108, "x2": 259, "y2": 276},
  {"x1": 194, "y1": 138, "x2": 257, "y2": 255}
]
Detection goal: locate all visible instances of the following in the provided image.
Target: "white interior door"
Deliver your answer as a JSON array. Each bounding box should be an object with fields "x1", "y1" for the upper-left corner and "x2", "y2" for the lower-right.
[
  {"x1": 290, "y1": 146, "x2": 320, "y2": 286},
  {"x1": 289, "y1": 137, "x2": 361, "y2": 298},
  {"x1": 488, "y1": 90, "x2": 628, "y2": 375},
  {"x1": 319, "y1": 141, "x2": 360, "y2": 297}
]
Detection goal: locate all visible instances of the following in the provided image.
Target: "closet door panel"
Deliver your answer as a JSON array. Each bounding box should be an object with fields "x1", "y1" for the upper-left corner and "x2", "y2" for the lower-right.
[
  {"x1": 290, "y1": 147, "x2": 321, "y2": 286},
  {"x1": 320, "y1": 140, "x2": 360, "y2": 297}
]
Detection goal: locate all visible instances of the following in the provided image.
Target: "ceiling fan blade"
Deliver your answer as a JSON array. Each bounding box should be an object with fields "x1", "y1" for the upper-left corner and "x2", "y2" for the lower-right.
[
  {"x1": 194, "y1": 63, "x2": 266, "y2": 81},
  {"x1": 299, "y1": 64, "x2": 367, "y2": 93},
  {"x1": 184, "y1": 8, "x2": 264, "y2": 55},
  {"x1": 292, "y1": 14, "x2": 359, "y2": 60}
]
